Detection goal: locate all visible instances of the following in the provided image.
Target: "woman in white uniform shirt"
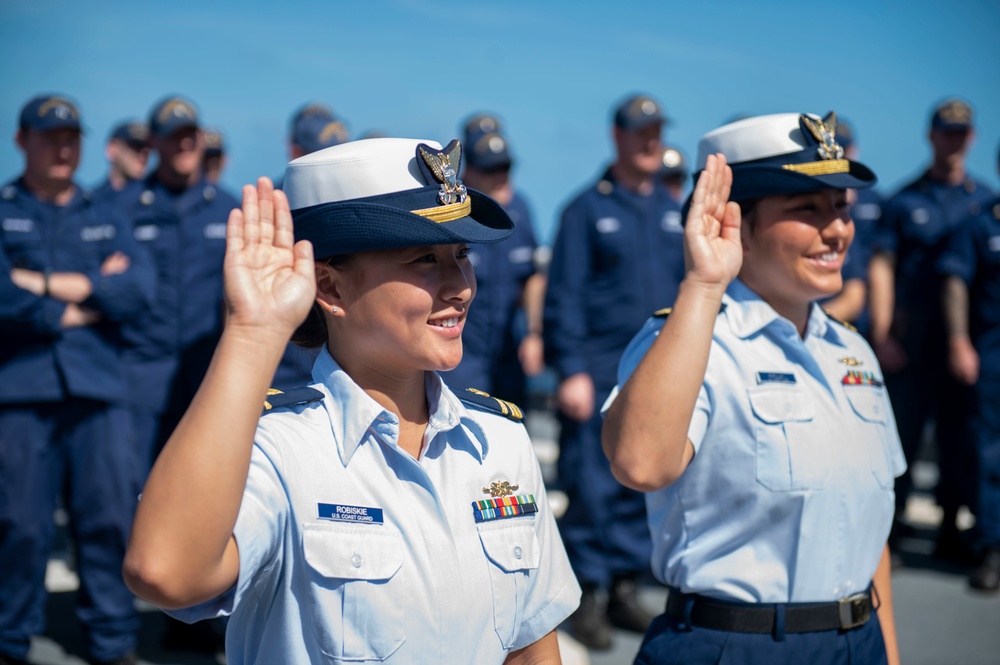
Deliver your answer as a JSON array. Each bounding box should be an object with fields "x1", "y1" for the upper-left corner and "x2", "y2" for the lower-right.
[
  {"x1": 603, "y1": 113, "x2": 904, "y2": 664},
  {"x1": 124, "y1": 139, "x2": 579, "y2": 664}
]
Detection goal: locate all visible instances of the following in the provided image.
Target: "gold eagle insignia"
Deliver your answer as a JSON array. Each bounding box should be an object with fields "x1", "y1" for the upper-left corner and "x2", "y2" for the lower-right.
[
  {"x1": 838, "y1": 356, "x2": 864, "y2": 367},
  {"x1": 418, "y1": 140, "x2": 468, "y2": 206},
  {"x1": 800, "y1": 112, "x2": 844, "y2": 161}
]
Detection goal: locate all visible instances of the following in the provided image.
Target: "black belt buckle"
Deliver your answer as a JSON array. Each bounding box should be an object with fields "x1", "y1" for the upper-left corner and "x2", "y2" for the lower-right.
[{"x1": 837, "y1": 592, "x2": 870, "y2": 630}]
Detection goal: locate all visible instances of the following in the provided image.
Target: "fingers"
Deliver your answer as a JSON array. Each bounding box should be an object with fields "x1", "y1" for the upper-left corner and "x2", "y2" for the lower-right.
[
  {"x1": 226, "y1": 206, "x2": 244, "y2": 254},
  {"x1": 257, "y1": 177, "x2": 275, "y2": 245},
  {"x1": 241, "y1": 184, "x2": 259, "y2": 246},
  {"x1": 292, "y1": 239, "x2": 315, "y2": 280},
  {"x1": 272, "y1": 188, "x2": 296, "y2": 251}
]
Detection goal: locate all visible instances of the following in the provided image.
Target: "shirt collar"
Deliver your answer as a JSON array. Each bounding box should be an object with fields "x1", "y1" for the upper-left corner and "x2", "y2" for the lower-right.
[
  {"x1": 312, "y1": 349, "x2": 489, "y2": 466},
  {"x1": 723, "y1": 279, "x2": 847, "y2": 347}
]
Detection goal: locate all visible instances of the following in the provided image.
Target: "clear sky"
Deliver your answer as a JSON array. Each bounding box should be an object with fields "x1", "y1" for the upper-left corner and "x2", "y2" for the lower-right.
[{"x1": 2, "y1": 0, "x2": 998, "y2": 243}]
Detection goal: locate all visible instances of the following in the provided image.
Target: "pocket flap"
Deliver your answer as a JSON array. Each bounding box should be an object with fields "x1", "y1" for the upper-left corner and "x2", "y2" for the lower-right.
[
  {"x1": 477, "y1": 523, "x2": 540, "y2": 572},
  {"x1": 747, "y1": 386, "x2": 815, "y2": 423},
  {"x1": 845, "y1": 386, "x2": 888, "y2": 424},
  {"x1": 302, "y1": 522, "x2": 403, "y2": 581}
]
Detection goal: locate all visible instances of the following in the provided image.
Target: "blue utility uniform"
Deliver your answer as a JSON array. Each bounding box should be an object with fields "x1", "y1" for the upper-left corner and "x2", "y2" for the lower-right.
[
  {"x1": 0, "y1": 179, "x2": 154, "y2": 662},
  {"x1": 168, "y1": 351, "x2": 580, "y2": 664},
  {"x1": 875, "y1": 172, "x2": 994, "y2": 518},
  {"x1": 938, "y1": 199, "x2": 1000, "y2": 546},
  {"x1": 117, "y1": 174, "x2": 237, "y2": 470},
  {"x1": 611, "y1": 280, "x2": 905, "y2": 663},
  {"x1": 826, "y1": 187, "x2": 882, "y2": 337},
  {"x1": 544, "y1": 169, "x2": 685, "y2": 587},
  {"x1": 442, "y1": 191, "x2": 537, "y2": 404}
]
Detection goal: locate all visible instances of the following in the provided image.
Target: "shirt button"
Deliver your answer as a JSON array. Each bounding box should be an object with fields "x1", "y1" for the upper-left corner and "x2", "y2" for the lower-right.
[
  {"x1": 351, "y1": 553, "x2": 363, "y2": 568},
  {"x1": 513, "y1": 546, "x2": 523, "y2": 560}
]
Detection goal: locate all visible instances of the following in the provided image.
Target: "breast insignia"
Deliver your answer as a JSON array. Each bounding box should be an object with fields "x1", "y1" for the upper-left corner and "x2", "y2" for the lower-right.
[
  {"x1": 460, "y1": 388, "x2": 524, "y2": 422},
  {"x1": 262, "y1": 386, "x2": 324, "y2": 414},
  {"x1": 482, "y1": 480, "x2": 520, "y2": 497}
]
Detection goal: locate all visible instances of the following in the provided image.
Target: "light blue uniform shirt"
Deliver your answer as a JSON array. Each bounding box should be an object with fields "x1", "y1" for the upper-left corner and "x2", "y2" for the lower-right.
[
  {"x1": 169, "y1": 350, "x2": 579, "y2": 664},
  {"x1": 609, "y1": 280, "x2": 906, "y2": 604}
]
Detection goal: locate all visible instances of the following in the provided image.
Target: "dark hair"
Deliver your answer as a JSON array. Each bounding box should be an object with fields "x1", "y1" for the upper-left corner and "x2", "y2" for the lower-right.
[
  {"x1": 739, "y1": 198, "x2": 760, "y2": 234},
  {"x1": 290, "y1": 254, "x2": 355, "y2": 349}
]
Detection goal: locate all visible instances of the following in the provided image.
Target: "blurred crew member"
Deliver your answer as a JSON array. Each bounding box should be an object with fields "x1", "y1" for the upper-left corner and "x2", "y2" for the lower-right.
[
  {"x1": 270, "y1": 103, "x2": 350, "y2": 390},
  {"x1": 937, "y1": 146, "x2": 1000, "y2": 591},
  {"x1": 0, "y1": 94, "x2": 154, "y2": 665},
  {"x1": 658, "y1": 145, "x2": 688, "y2": 205},
  {"x1": 870, "y1": 99, "x2": 994, "y2": 558},
  {"x1": 202, "y1": 127, "x2": 226, "y2": 185},
  {"x1": 91, "y1": 119, "x2": 150, "y2": 205},
  {"x1": 544, "y1": 94, "x2": 683, "y2": 649},
  {"x1": 441, "y1": 114, "x2": 544, "y2": 405}
]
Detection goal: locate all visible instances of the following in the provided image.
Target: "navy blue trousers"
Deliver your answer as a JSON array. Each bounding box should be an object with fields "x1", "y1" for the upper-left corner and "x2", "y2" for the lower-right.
[
  {"x1": 0, "y1": 400, "x2": 140, "y2": 661},
  {"x1": 974, "y1": 375, "x2": 1000, "y2": 546},
  {"x1": 635, "y1": 610, "x2": 888, "y2": 665},
  {"x1": 557, "y1": 388, "x2": 652, "y2": 588}
]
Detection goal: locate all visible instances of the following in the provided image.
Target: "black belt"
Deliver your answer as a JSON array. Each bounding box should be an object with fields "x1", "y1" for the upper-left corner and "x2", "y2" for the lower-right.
[{"x1": 665, "y1": 588, "x2": 872, "y2": 634}]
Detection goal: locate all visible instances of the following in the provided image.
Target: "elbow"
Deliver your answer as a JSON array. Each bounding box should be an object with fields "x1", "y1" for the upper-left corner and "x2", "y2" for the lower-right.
[
  {"x1": 602, "y1": 426, "x2": 679, "y2": 492},
  {"x1": 122, "y1": 549, "x2": 198, "y2": 611}
]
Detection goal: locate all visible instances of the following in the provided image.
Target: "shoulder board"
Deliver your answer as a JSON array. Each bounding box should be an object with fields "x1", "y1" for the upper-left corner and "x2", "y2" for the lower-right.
[
  {"x1": 262, "y1": 387, "x2": 324, "y2": 414},
  {"x1": 459, "y1": 388, "x2": 524, "y2": 422},
  {"x1": 651, "y1": 303, "x2": 726, "y2": 319},
  {"x1": 822, "y1": 309, "x2": 857, "y2": 332}
]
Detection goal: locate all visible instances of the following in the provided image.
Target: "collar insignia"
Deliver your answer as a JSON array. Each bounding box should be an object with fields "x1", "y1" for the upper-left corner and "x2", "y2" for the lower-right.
[
  {"x1": 482, "y1": 480, "x2": 519, "y2": 497},
  {"x1": 800, "y1": 112, "x2": 844, "y2": 161},
  {"x1": 417, "y1": 139, "x2": 468, "y2": 206},
  {"x1": 838, "y1": 356, "x2": 863, "y2": 367}
]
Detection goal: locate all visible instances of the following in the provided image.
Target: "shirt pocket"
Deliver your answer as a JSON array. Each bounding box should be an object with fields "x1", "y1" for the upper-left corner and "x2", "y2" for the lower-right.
[
  {"x1": 476, "y1": 521, "x2": 540, "y2": 649},
  {"x1": 747, "y1": 385, "x2": 826, "y2": 491},
  {"x1": 844, "y1": 385, "x2": 895, "y2": 489},
  {"x1": 302, "y1": 522, "x2": 405, "y2": 662}
]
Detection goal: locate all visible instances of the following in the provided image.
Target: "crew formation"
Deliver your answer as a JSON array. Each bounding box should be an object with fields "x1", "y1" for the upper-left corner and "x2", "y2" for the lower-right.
[{"x1": 0, "y1": 89, "x2": 997, "y2": 665}]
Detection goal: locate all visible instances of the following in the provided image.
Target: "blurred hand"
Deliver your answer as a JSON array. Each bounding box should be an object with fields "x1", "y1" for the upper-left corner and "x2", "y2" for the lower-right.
[
  {"x1": 60, "y1": 303, "x2": 101, "y2": 328},
  {"x1": 518, "y1": 333, "x2": 544, "y2": 376},
  {"x1": 873, "y1": 336, "x2": 907, "y2": 373},
  {"x1": 947, "y1": 336, "x2": 979, "y2": 385},
  {"x1": 223, "y1": 177, "x2": 316, "y2": 341},
  {"x1": 100, "y1": 251, "x2": 130, "y2": 276},
  {"x1": 683, "y1": 154, "x2": 743, "y2": 291},
  {"x1": 10, "y1": 268, "x2": 45, "y2": 296},
  {"x1": 557, "y1": 372, "x2": 595, "y2": 422}
]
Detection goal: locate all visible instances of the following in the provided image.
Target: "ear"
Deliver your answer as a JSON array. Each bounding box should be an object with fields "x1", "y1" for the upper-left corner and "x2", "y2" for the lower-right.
[
  {"x1": 314, "y1": 261, "x2": 346, "y2": 315},
  {"x1": 15, "y1": 129, "x2": 26, "y2": 152}
]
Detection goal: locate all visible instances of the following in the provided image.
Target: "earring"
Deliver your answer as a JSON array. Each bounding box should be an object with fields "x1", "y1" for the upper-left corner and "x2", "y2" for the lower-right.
[{"x1": 332, "y1": 307, "x2": 339, "y2": 314}]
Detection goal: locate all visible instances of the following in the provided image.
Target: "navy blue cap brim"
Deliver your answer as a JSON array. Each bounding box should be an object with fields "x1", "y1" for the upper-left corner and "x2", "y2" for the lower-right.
[
  {"x1": 615, "y1": 115, "x2": 667, "y2": 131},
  {"x1": 466, "y1": 151, "x2": 513, "y2": 172},
  {"x1": 682, "y1": 160, "x2": 876, "y2": 219},
  {"x1": 292, "y1": 186, "x2": 514, "y2": 258}
]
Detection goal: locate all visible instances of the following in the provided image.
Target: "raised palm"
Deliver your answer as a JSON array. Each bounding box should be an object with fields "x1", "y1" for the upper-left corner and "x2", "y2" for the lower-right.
[
  {"x1": 683, "y1": 154, "x2": 743, "y2": 289},
  {"x1": 223, "y1": 177, "x2": 316, "y2": 337}
]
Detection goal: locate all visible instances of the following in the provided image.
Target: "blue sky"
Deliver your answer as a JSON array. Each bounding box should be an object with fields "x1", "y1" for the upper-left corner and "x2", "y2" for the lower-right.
[{"x1": 2, "y1": 0, "x2": 998, "y2": 243}]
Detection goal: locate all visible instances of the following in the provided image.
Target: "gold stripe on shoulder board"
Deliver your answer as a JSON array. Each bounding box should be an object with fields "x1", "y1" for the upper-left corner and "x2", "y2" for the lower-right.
[
  {"x1": 263, "y1": 387, "x2": 283, "y2": 411},
  {"x1": 653, "y1": 307, "x2": 673, "y2": 318}
]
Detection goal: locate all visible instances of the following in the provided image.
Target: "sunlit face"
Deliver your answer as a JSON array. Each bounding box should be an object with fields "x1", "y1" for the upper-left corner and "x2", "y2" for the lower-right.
[
  {"x1": 930, "y1": 127, "x2": 974, "y2": 163},
  {"x1": 333, "y1": 244, "x2": 476, "y2": 379},
  {"x1": 18, "y1": 128, "x2": 81, "y2": 183},
  {"x1": 739, "y1": 189, "x2": 854, "y2": 310},
  {"x1": 151, "y1": 126, "x2": 202, "y2": 178},
  {"x1": 109, "y1": 139, "x2": 150, "y2": 180},
  {"x1": 615, "y1": 122, "x2": 664, "y2": 176}
]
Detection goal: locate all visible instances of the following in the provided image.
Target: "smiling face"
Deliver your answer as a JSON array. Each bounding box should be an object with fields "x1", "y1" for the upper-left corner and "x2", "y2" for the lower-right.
[
  {"x1": 326, "y1": 244, "x2": 476, "y2": 382},
  {"x1": 738, "y1": 189, "x2": 854, "y2": 316}
]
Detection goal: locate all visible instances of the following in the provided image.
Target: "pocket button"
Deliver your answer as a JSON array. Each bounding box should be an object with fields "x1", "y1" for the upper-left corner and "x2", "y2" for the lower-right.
[
  {"x1": 351, "y1": 553, "x2": 363, "y2": 568},
  {"x1": 514, "y1": 546, "x2": 523, "y2": 560}
]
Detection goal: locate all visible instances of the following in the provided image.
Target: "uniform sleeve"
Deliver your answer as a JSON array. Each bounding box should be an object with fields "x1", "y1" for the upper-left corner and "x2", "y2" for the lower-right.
[
  {"x1": 543, "y1": 200, "x2": 592, "y2": 379},
  {"x1": 871, "y1": 195, "x2": 901, "y2": 256},
  {"x1": 510, "y1": 443, "x2": 581, "y2": 650},
  {"x1": 164, "y1": 438, "x2": 288, "y2": 623},
  {"x1": 937, "y1": 216, "x2": 980, "y2": 284},
  {"x1": 82, "y1": 209, "x2": 156, "y2": 322},
  {"x1": 0, "y1": 241, "x2": 67, "y2": 337}
]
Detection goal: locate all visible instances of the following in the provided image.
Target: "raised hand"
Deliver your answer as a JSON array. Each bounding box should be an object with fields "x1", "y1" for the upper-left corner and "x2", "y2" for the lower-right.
[
  {"x1": 683, "y1": 154, "x2": 743, "y2": 290},
  {"x1": 223, "y1": 177, "x2": 316, "y2": 340}
]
